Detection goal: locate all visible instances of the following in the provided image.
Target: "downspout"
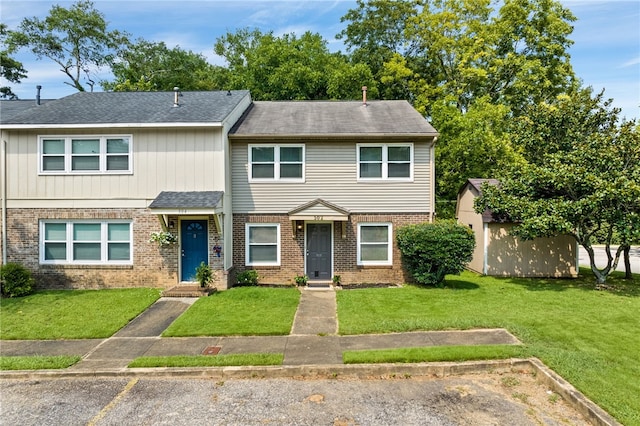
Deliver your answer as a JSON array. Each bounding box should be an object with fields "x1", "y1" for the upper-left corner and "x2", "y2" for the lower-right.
[
  {"x1": 430, "y1": 136, "x2": 438, "y2": 222},
  {"x1": 1, "y1": 138, "x2": 7, "y2": 265}
]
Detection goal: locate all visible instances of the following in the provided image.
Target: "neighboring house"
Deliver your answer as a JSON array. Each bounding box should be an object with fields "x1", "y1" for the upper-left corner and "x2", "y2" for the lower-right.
[
  {"x1": 1, "y1": 90, "x2": 251, "y2": 289},
  {"x1": 0, "y1": 91, "x2": 438, "y2": 289},
  {"x1": 229, "y1": 100, "x2": 438, "y2": 285},
  {"x1": 456, "y1": 179, "x2": 577, "y2": 278}
]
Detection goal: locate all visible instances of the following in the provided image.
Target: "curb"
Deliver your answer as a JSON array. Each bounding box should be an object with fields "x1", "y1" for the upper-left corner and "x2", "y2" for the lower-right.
[{"x1": 0, "y1": 358, "x2": 621, "y2": 425}]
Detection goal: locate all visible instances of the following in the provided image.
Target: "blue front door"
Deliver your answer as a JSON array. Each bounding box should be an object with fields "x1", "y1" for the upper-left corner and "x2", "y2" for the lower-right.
[{"x1": 181, "y1": 220, "x2": 208, "y2": 281}]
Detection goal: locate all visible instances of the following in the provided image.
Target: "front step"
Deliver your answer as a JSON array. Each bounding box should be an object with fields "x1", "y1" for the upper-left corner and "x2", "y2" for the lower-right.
[
  {"x1": 162, "y1": 285, "x2": 215, "y2": 297},
  {"x1": 306, "y1": 281, "x2": 332, "y2": 289}
]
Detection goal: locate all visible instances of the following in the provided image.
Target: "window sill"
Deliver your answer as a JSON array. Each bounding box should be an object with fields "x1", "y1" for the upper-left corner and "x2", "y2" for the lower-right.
[{"x1": 40, "y1": 264, "x2": 134, "y2": 269}]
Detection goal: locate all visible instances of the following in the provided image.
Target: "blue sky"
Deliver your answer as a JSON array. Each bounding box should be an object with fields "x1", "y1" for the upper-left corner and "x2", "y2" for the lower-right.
[{"x1": 1, "y1": 0, "x2": 638, "y2": 120}]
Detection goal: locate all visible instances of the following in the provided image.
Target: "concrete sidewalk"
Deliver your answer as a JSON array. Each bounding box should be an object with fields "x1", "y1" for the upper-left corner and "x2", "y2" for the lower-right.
[{"x1": 1, "y1": 288, "x2": 520, "y2": 372}]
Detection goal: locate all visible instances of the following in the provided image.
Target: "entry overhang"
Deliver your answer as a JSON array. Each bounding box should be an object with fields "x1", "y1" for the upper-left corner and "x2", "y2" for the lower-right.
[
  {"x1": 148, "y1": 191, "x2": 224, "y2": 232},
  {"x1": 288, "y1": 198, "x2": 350, "y2": 221},
  {"x1": 288, "y1": 198, "x2": 350, "y2": 238}
]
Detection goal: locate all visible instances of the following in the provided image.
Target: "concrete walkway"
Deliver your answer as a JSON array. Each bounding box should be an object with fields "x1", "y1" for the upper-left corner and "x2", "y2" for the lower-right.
[{"x1": 1, "y1": 288, "x2": 520, "y2": 372}]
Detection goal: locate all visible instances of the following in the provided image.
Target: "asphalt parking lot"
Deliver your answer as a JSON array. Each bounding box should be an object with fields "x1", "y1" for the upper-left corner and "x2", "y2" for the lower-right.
[{"x1": 0, "y1": 372, "x2": 592, "y2": 426}]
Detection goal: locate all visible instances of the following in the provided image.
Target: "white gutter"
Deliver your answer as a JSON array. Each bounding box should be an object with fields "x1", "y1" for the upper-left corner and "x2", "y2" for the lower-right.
[
  {"x1": 0, "y1": 122, "x2": 224, "y2": 130},
  {"x1": 1, "y1": 138, "x2": 6, "y2": 265}
]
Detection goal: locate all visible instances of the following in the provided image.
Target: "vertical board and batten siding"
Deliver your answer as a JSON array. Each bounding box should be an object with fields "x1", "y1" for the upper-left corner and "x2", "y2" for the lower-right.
[
  {"x1": 231, "y1": 140, "x2": 433, "y2": 213},
  {"x1": 456, "y1": 186, "x2": 485, "y2": 274},
  {"x1": 6, "y1": 128, "x2": 225, "y2": 206}
]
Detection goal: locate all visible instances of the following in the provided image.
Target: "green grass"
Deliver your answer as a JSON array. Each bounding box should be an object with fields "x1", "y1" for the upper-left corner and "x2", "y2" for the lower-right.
[
  {"x1": 128, "y1": 353, "x2": 283, "y2": 368},
  {"x1": 0, "y1": 288, "x2": 161, "y2": 339},
  {"x1": 0, "y1": 355, "x2": 81, "y2": 370},
  {"x1": 162, "y1": 286, "x2": 300, "y2": 336},
  {"x1": 337, "y1": 269, "x2": 640, "y2": 426},
  {"x1": 343, "y1": 344, "x2": 528, "y2": 364}
]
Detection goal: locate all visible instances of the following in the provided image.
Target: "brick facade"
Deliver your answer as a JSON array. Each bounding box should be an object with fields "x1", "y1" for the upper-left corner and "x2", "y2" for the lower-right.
[
  {"x1": 232, "y1": 213, "x2": 431, "y2": 286},
  {"x1": 3, "y1": 208, "x2": 226, "y2": 290}
]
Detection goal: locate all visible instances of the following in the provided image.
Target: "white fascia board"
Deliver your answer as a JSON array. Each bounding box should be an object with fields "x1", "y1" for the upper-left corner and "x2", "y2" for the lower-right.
[{"x1": 1, "y1": 122, "x2": 224, "y2": 130}]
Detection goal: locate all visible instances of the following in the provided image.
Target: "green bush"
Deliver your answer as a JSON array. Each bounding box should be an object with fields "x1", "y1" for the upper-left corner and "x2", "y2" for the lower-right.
[
  {"x1": 0, "y1": 263, "x2": 35, "y2": 298},
  {"x1": 235, "y1": 269, "x2": 259, "y2": 286},
  {"x1": 396, "y1": 220, "x2": 475, "y2": 287}
]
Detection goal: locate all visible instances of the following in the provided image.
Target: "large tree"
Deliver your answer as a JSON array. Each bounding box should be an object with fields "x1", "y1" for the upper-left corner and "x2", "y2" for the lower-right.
[
  {"x1": 475, "y1": 88, "x2": 640, "y2": 284},
  {"x1": 214, "y1": 29, "x2": 376, "y2": 100},
  {"x1": 6, "y1": 0, "x2": 128, "y2": 92},
  {"x1": 341, "y1": 0, "x2": 577, "y2": 114},
  {"x1": 339, "y1": 0, "x2": 578, "y2": 216},
  {"x1": 0, "y1": 23, "x2": 27, "y2": 99},
  {"x1": 103, "y1": 40, "x2": 216, "y2": 92}
]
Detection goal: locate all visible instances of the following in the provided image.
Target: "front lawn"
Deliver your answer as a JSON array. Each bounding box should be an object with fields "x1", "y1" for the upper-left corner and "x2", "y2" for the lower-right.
[
  {"x1": 337, "y1": 269, "x2": 640, "y2": 426},
  {"x1": 162, "y1": 286, "x2": 300, "y2": 336},
  {"x1": 0, "y1": 288, "x2": 161, "y2": 339}
]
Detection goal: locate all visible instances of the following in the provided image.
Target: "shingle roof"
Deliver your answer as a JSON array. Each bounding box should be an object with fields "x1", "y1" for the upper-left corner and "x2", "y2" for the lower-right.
[
  {"x1": 0, "y1": 99, "x2": 52, "y2": 122},
  {"x1": 466, "y1": 179, "x2": 500, "y2": 194},
  {"x1": 229, "y1": 100, "x2": 438, "y2": 138},
  {"x1": 1, "y1": 90, "x2": 250, "y2": 125},
  {"x1": 148, "y1": 191, "x2": 224, "y2": 209}
]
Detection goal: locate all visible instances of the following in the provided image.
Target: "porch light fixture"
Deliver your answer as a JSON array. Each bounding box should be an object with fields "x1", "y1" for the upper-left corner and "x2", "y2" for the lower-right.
[{"x1": 296, "y1": 221, "x2": 304, "y2": 231}]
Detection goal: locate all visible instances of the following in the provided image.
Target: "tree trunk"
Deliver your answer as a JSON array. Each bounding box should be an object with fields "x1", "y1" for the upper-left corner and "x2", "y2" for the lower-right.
[{"x1": 623, "y1": 245, "x2": 632, "y2": 279}]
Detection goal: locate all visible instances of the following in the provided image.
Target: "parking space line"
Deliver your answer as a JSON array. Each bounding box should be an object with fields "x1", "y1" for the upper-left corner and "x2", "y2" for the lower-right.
[{"x1": 87, "y1": 378, "x2": 139, "y2": 426}]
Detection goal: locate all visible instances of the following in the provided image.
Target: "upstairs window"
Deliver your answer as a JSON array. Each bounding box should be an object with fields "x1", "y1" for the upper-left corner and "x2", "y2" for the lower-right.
[
  {"x1": 40, "y1": 136, "x2": 132, "y2": 174},
  {"x1": 249, "y1": 145, "x2": 304, "y2": 181},
  {"x1": 358, "y1": 144, "x2": 413, "y2": 180}
]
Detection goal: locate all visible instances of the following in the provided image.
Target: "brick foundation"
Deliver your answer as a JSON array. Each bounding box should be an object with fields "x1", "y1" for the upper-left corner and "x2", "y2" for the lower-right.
[{"x1": 232, "y1": 213, "x2": 431, "y2": 286}]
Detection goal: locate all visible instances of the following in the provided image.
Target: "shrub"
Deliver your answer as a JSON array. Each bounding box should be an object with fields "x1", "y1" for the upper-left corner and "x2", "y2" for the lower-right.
[
  {"x1": 195, "y1": 262, "x2": 213, "y2": 288},
  {"x1": 294, "y1": 275, "x2": 308, "y2": 286},
  {"x1": 0, "y1": 263, "x2": 35, "y2": 297},
  {"x1": 235, "y1": 269, "x2": 259, "y2": 286},
  {"x1": 396, "y1": 220, "x2": 475, "y2": 287}
]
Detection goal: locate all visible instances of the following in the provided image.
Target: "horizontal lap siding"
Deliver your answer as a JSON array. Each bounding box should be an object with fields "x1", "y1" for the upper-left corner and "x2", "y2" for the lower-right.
[
  {"x1": 231, "y1": 140, "x2": 433, "y2": 213},
  {"x1": 6, "y1": 128, "x2": 224, "y2": 203}
]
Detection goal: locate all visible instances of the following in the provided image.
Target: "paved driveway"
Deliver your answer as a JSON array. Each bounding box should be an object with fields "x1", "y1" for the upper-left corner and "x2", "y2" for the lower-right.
[{"x1": 578, "y1": 245, "x2": 640, "y2": 274}]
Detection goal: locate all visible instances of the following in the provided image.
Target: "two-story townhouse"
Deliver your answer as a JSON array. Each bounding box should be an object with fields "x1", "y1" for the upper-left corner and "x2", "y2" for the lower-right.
[
  {"x1": 1, "y1": 90, "x2": 251, "y2": 290},
  {"x1": 229, "y1": 100, "x2": 438, "y2": 286}
]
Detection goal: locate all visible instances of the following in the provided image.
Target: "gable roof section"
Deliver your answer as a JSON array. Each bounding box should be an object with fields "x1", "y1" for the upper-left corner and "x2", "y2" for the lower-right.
[
  {"x1": 456, "y1": 178, "x2": 506, "y2": 223},
  {"x1": 229, "y1": 100, "x2": 438, "y2": 140},
  {"x1": 288, "y1": 198, "x2": 350, "y2": 221},
  {"x1": 1, "y1": 90, "x2": 251, "y2": 128}
]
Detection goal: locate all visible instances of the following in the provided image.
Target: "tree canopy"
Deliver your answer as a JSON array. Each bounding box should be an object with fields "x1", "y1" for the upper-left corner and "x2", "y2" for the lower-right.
[
  {"x1": 6, "y1": 0, "x2": 129, "y2": 92},
  {"x1": 213, "y1": 28, "x2": 377, "y2": 100},
  {"x1": 103, "y1": 39, "x2": 215, "y2": 92},
  {"x1": 0, "y1": 23, "x2": 27, "y2": 99},
  {"x1": 475, "y1": 88, "x2": 640, "y2": 284}
]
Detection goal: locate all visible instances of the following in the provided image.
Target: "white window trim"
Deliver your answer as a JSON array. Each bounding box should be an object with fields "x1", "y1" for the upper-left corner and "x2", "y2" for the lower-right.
[
  {"x1": 356, "y1": 143, "x2": 414, "y2": 181},
  {"x1": 38, "y1": 135, "x2": 133, "y2": 175},
  {"x1": 357, "y1": 223, "x2": 393, "y2": 266},
  {"x1": 245, "y1": 223, "x2": 281, "y2": 266},
  {"x1": 248, "y1": 144, "x2": 305, "y2": 182},
  {"x1": 40, "y1": 219, "x2": 133, "y2": 265}
]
